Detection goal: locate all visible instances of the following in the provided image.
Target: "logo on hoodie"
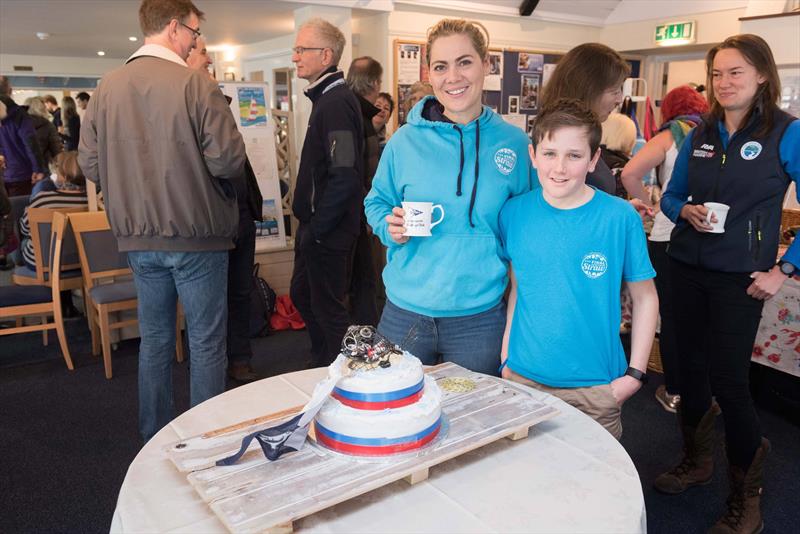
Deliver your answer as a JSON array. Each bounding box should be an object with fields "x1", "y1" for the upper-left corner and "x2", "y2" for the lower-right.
[
  {"x1": 494, "y1": 148, "x2": 517, "y2": 175},
  {"x1": 581, "y1": 252, "x2": 608, "y2": 279}
]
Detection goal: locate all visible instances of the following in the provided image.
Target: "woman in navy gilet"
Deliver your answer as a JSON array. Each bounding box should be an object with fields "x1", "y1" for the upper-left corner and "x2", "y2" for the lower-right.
[{"x1": 657, "y1": 34, "x2": 800, "y2": 533}]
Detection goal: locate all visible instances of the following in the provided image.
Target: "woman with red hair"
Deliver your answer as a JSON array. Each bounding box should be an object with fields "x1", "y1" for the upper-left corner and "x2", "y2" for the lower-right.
[{"x1": 620, "y1": 85, "x2": 708, "y2": 414}]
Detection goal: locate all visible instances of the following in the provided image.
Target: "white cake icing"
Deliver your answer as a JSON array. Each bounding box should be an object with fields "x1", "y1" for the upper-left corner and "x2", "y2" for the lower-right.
[
  {"x1": 333, "y1": 351, "x2": 424, "y2": 395},
  {"x1": 317, "y1": 374, "x2": 442, "y2": 440}
]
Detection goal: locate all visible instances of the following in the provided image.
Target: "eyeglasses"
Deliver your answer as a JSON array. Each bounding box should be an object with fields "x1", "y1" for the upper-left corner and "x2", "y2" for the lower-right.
[
  {"x1": 292, "y1": 46, "x2": 326, "y2": 55},
  {"x1": 179, "y1": 22, "x2": 202, "y2": 39}
]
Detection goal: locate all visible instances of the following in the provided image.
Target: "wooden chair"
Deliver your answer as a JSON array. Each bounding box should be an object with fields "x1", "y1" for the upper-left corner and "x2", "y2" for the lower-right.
[
  {"x1": 12, "y1": 206, "x2": 85, "y2": 290},
  {"x1": 11, "y1": 206, "x2": 85, "y2": 346},
  {"x1": 1, "y1": 211, "x2": 73, "y2": 370},
  {"x1": 68, "y1": 211, "x2": 184, "y2": 379}
]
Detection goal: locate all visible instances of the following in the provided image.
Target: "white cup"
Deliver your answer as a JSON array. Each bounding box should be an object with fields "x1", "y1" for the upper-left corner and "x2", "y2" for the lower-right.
[
  {"x1": 704, "y1": 202, "x2": 730, "y2": 233},
  {"x1": 402, "y1": 201, "x2": 445, "y2": 237}
]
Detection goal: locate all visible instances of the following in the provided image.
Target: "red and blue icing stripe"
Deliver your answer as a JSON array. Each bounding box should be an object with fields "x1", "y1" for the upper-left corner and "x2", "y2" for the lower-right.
[
  {"x1": 331, "y1": 378, "x2": 424, "y2": 410},
  {"x1": 315, "y1": 416, "x2": 441, "y2": 456}
]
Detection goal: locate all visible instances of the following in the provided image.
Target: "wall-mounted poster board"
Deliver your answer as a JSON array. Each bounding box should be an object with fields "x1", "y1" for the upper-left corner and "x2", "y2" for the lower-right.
[
  {"x1": 392, "y1": 40, "x2": 640, "y2": 138},
  {"x1": 218, "y1": 82, "x2": 287, "y2": 251}
]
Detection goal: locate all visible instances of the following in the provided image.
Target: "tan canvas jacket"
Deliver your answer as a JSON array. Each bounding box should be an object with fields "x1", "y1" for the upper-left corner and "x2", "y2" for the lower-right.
[{"x1": 78, "y1": 53, "x2": 245, "y2": 252}]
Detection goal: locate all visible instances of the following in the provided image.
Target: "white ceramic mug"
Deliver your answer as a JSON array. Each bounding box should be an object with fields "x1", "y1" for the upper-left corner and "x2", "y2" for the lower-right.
[
  {"x1": 704, "y1": 202, "x2": 730, "y2": 233},
  {"x1": 402, "y1": 201, "x2": 445, "y2": 237}
]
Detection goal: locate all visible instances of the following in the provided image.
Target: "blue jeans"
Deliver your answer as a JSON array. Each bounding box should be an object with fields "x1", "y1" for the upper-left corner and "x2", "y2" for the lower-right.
[
  {"x1": 128, "y1": 250, "x2": 229, "y2": 442},
  {"x1": 377, "y1": 300, "x2": 506, "y2": 376}
]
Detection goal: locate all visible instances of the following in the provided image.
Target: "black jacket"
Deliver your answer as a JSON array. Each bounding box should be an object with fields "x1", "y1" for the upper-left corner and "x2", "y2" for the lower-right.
[
  {"x1": 292, "y1": 68, "x2": 364, "y2": 251},
  {"x1": 28, "y1": 113, "x2": 63, "y2": 166},
  {"x1": 355, "y1": 93, "x2": 381, "y2": 193},
  {"x1": 668, "y1": 108, "x2": 796, "y2": 272}
]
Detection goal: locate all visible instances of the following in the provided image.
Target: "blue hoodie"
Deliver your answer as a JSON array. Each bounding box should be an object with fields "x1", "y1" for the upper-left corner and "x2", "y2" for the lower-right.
[{"x1": 365, "y1": 96, "x2": 533, "y2": 317}]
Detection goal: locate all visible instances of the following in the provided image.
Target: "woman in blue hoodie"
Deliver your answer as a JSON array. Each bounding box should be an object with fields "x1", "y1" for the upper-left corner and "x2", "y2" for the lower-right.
[{"x1": 364, "y1": 19, "x2": 533, "y2": 375}]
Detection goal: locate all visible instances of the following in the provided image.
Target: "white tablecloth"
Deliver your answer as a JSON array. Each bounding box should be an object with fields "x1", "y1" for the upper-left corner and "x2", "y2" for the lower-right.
[{"x1": 110, "y1": 369, "x2": 647, "y2": 533}]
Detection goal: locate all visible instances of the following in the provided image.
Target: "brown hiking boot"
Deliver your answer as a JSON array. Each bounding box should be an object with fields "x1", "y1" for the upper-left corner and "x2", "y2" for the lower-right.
[
  {"x1": 654, "y1": 406, "x2": 717, "y2": 494},
  {"x1": 708, "y1": 438, "x2": 770, "y2": 534}
]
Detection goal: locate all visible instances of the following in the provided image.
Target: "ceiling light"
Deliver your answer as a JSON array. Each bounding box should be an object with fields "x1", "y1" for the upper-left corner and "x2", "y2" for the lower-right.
[
  {"x1": 97, "y1": 51, "x2": 106, "y2": 56},
  {"x1": 36, "y1": 32, "x2": 50, "y2": 40},
  {"x1": 129, "y1": 36, "x2": 138, "y2": 42}
]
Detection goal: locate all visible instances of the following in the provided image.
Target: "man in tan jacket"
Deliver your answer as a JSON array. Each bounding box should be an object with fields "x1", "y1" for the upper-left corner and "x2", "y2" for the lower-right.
[{"x1": 79, "y1": 0, "x2": 245, "y2": 442}]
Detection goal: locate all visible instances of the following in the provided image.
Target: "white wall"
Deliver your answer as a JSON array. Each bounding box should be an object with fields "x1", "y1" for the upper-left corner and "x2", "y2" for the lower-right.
[
  {"x1": 599, "y1": 8, "x2": 747, "y2": 53},
  {"x1": 741, "y1": 14, "x2": 800, "y2": 65},
  {"x1": 666, "y1": 59, "x2": 706, "y2": 93},
  {"x1": 240, "y1": 33, "x2": 295, "y2": 82},
  {"x1": 0, "y1": 54, "x2": 121, "y2": 77}
]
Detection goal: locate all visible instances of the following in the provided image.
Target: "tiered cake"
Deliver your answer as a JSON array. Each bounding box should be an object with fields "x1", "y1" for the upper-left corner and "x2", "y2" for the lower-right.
[{"x1": 314, "y1": 329, "x2": 442, "y2": 456}]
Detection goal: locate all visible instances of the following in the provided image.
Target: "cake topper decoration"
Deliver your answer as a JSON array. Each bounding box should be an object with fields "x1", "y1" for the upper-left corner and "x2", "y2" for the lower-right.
[{"x1": 341, "y1": 325, "x2": 402, "y2": 370}]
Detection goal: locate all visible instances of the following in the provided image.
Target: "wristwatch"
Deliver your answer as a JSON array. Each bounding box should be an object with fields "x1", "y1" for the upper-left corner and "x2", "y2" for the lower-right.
[
  {"x1": 778, "y1": 260, "x2": 796, "y2": 276},
  {"x1": 624, "y1": 366, "x2": 648, "y2": 384}
]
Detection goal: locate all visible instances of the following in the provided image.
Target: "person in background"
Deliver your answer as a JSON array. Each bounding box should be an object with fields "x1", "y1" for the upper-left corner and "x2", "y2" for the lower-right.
[
  {"x1": 186, "y1": 35, "x2": 213, "y2": 77},
  {"x1": 373, "y1": 92, "x2": 394, "y2": 147},
  {"x1": 620, "y1": 85, "x2": 708, "y2": 415},
  {"x1": 600, "y1": 111, "x2": 637, "y2": 198},
  {"x1": 402, "y1": 81, "x2": 433, "y2": 124},
  {"x1": 500, "y1": 98, "x2": 658, "y2": 439},
  {"x1": 75, "y1": 92, "x2": 90, "y2": 121},
  {"x1": 42, "y1": 94, "x2": 62, "y2": 131},
  {"x1": 0, "y1": 76, "x2": 47, "y2": 197},
  {"x1": 370, "y1": 90, "x2": 395, "y2": 309},
  {"x1": 290, "y1": 18, "x2": 364, "y2": 367},
  {"x1": 79, "y1": 0, "x2": 246, "y2": 442},
  {"x1": 656, "y1": 35, "x2": 800, "y2": 533},
  {"x1": 539, "y1": 43, "x2": 630, "y2": 196},
  {"x1": 346, "y1": 55, "x2": 383, "y2": 326},
  {"x1": 0, "y1": 97, "x2": 11, "y2": 270},
  {"x1": 18, "y1": 151, "x2": 88, "y2": 315},
  {"x1": 59, "y1": 96, "x2": 80, "y2": 151},
  {"x1": 24, "y1": 97, "x2": 63, "y2": 170},
  {"x1": 189, "y1": 32, "x2": 262, "y2": 383},
  {"x1": 365, "y1": 19, "x2": 532, "y2": 375}
]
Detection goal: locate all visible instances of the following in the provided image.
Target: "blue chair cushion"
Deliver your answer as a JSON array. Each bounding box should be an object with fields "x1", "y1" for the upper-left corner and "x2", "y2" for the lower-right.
[
  {"x1": 0, "y1": 285, "x2": 53, "y2": 307},
  {"x1": 89, "y1": 281, "x2": 137, "y2": 304},
  {"x1": 14, "y1": 265, "x2": 82, "y2": 281}
]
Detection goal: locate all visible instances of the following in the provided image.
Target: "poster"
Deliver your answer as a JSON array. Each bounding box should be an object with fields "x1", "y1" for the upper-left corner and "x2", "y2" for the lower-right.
[
  {"x1": 219, "y1": 82, "x2": 287, "y2": 250},
  {"x1": 526, "y1": 115, "x2": 537, "y2": 137},
  {"x1": 485, "y1": 51, "x2": 503, "y2": 92},
  {"x1": 520, "y1": 74, "x2": 540, "y2": 111},
  {"x1": 237, "y1": 87, "x2": 267, "y2": 128},
  {"x1": 398, "y1": 44, "x2": 422, "y2": 84},
  {"x1": 502, "y1": 114, "x2": 527, "y2": 133},
  {"x1": 517, "y1": 52, "x2": 544, "y2": 74}
]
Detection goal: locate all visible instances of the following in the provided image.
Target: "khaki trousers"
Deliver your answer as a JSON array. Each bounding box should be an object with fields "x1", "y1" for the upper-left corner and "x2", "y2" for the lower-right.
[{"x1": 506, "y1": 369, "x2": 623, "y2": 440}]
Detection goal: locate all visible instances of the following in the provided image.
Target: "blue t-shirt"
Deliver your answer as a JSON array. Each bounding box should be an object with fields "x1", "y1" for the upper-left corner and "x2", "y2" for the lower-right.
[{"x1": 499, "y1": 188, "x2": 656, "y2": 387}]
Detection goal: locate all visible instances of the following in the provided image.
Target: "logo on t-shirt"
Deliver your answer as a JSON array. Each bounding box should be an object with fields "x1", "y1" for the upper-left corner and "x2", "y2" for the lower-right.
[
  {"x1": 581, "y1": 252, "x2": 608, "y2": 279},
  {"x1": 494, "y1": 148, "x2": 517, "y2": 175},
  {"x1": 740, "y1": 141, "x2": 762, "y2": 161}
]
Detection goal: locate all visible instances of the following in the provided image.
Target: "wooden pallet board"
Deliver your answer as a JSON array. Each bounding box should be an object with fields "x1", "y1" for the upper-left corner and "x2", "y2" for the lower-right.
[{"x1": 165, "y1": 363, "x2": 560, "y2": 533}]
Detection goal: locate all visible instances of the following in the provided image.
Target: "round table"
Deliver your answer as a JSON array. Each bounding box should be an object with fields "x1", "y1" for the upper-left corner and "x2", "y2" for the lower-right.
[{"x1": 110, "y1": 368, "x2": 647, "y2": 533}]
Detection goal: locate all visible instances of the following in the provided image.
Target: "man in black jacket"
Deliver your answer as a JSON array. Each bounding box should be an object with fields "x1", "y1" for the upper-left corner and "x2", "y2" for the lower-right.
[{"x1": 290, "y1": 18, "x2": 364, "y2": 367}]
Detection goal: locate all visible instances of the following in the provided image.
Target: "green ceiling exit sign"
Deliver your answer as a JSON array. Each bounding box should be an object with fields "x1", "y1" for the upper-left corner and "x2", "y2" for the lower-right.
[{"x1": 655, "y1": 21, "x2": 696, "y2": 46}]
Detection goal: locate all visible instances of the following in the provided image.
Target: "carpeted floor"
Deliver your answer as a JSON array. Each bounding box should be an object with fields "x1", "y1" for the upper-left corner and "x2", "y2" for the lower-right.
[{"x1": 1, "y1": 319, "x2": 798, "y2": 533}]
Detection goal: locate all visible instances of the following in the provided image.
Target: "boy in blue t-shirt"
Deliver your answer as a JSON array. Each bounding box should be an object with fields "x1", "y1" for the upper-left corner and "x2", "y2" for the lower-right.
[{"x1": 499, "y1": 98, "x2": 658, "y2": 439}]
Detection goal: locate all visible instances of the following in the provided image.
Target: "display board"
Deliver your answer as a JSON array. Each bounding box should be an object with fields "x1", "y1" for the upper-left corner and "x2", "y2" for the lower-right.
[
  {"x1": 393, "y1": 40, "x2": 640, "y2": 137},
  {"x1": 218, "y1": 82, "x2": 287, "y2": 250}
]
